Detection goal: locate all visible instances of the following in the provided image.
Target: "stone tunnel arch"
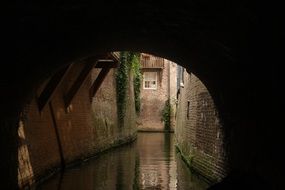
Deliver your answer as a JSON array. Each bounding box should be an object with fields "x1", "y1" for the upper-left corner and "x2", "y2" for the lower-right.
[
  {"x1": 2, "y1": 1, "x2": 279, "y2": 189},
  {"x1": 17, "y1": 52, "x2": 226, "y2": 189}
]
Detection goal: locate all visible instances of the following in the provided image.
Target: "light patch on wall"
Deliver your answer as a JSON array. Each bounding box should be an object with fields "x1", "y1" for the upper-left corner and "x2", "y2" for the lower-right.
[
  {"x1": 66, "y1": 104, "x2": 73, "y2": 113},
  {"x1": 18, "y1": 120, "x2": 34, "y2": 188}
]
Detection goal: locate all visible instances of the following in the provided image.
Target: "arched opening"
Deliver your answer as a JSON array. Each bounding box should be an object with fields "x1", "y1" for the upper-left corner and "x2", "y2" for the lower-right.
[
  {"x1": 3, "y1": 1, "x2": 278, "y2": 189},
  {"x1": 16, "y1": 52, "x2": 226, "y2": 189}
]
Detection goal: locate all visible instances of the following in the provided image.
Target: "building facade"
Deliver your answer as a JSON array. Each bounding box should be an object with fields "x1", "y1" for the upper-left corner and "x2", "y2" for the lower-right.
[{"x1": 137, "y1": 53, "x2": 177, "y2": 132}]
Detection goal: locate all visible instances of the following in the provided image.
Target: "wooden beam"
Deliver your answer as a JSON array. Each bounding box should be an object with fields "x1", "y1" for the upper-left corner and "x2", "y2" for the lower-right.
[
  {"x1": 102, "y1": 52, "x2": 119, "y2": 62},
  {"x1": 110, "y1": 52, "x2": 120, "y2": 61},
  {"x1": 95, "y1": 60, "x2": 118, "y2": 68},
  {"x1": 89, "y1": 68, "x2": 111, "y2": 101},
  {"x1": 37, "y1": 64, "x2": 72, "y2": 111},
  {"x1": 64, "y1": 58, "x2": 98, "y2": 108}
]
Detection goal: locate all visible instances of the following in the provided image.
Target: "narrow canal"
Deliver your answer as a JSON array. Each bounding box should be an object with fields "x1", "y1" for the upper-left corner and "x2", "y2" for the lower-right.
[{"x1": 36, "y1": 132, "x2": 209, "y2": 190}]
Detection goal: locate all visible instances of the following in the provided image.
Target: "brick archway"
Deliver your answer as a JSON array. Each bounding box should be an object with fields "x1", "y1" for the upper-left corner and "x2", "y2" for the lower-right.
[{"x1": 2, "y1": 1, "x2": 279, "y2": 189}]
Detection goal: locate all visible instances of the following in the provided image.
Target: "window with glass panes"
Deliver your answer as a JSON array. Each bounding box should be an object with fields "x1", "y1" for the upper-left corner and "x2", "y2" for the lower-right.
[{"x1": 143, "y1": 71, "x2": 157, "y2": 89}]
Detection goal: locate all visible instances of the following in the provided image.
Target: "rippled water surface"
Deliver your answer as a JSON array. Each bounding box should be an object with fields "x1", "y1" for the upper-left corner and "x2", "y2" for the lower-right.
[{"x1": 37, "y1": 132, "x2": 209, "y2": 190}]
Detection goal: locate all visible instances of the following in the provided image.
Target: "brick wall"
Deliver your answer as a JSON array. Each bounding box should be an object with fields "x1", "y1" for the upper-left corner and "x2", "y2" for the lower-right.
[
  {"x1": 138, "y1": 68, "x2": 168, "y2": 131},
  {"x1": 175, "y1": 71, "x2": 227, "y2": 183},
  {"x1": 18, "y1": 99, "x2": 61, "y2": 188},
  {"x1": 137, "y1": 59, "x2": 177, "y2": 131},
  {"x1": 17, "y1": 61, "x2": 137, "y2": 188}
]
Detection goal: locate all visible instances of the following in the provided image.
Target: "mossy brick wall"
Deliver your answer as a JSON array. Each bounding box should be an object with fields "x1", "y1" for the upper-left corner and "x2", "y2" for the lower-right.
[
  {"x1": 91, "y1": 67, "x2": 137, "y2": 150},
  {"x1": 17, "y1": 61, "x2": 137, "y2": 188},
  {"x1": 175, "y1": 71, "x2": 227, "y2": 183}
]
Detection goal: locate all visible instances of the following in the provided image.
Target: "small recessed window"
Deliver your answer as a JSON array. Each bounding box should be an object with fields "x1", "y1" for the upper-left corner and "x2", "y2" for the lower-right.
[
  {"x1": 143, "y1": 71, "x2": 157, "y2": 89},
  {"x1": 187, "y1": 100, "x2": 190, "y2": 119}
]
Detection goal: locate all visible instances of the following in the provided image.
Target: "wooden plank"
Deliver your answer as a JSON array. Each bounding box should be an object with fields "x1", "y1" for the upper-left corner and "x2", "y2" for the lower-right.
[
  {"x1": 37, "y1": 64, "x2": 72, "y2": 111},
  {"x1": 89, "y1": 68, "x2": 111, "y2": 101},
  {"x1": 110, "y1": 52, "x2": 120, "y2": 61},
  {"x1": 95, "y1": 60, "x2": 118, "y2": 68},
  {"x1": 64, "y1": 58, "x2": 98, "y2": 108}
]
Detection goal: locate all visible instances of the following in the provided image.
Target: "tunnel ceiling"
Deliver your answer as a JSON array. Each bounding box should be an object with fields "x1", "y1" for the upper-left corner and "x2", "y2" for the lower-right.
[
  {"x1": 10, "y1": 0, "x2": 267, "y2": 122},
  {"x1": 18, "y1": 1, "x2": 257, "y2": 67}
]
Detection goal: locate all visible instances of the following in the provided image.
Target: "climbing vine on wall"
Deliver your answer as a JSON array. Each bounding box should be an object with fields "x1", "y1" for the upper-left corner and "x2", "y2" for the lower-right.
[
  {"x1": 130, "y1": 53, "x2": 142, "y2": 114},
  {"x1": 116, "y1": 51, "x2": 129, "y2": 122},
  {"x1": 116, "y1": 52, "x2": 141, "y2": 124},
  {"x1": 162, "y1": 99, "x2": 171, "y2": 131}
]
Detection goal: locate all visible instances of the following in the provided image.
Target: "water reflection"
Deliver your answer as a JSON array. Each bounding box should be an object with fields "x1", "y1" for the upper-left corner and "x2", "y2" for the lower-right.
[{"x1": 36, "y1": 133, "x2": 209, "y2": 190}]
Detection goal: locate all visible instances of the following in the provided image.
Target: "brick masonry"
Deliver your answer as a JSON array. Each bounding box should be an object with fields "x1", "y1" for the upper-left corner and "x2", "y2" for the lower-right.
[
  {"x1": 17, "y1": 61, "x2": 137, "y2": 188},
  {"x1": 175, "y1": 71, "x2": 227, "y2": 183},
  {"x1": 137, "y1": 58, "x2": 177, "y2": 131}
]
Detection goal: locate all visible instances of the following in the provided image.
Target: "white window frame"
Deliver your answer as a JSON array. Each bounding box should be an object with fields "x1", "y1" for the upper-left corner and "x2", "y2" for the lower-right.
[{"x1": 143, "y1": 71, "x2": 157, "y2": 89}]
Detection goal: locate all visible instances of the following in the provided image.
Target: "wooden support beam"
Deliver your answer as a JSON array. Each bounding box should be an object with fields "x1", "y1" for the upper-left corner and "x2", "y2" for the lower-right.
[
  {"x1": 110, "y1": 52, "x2": 120, "y2": 61},
  {"x1": 89, "y1": 67, "x2": 111, "y2": 101},
  {"x1": 37, "y1": 64, "x2": 72, "y2": 111},
  {"x1": 64, "y1": 58, "x2": 98, "y2": 108},
  {"x1": 95, "y1": 60, "x2": 118, "y2": 68}
]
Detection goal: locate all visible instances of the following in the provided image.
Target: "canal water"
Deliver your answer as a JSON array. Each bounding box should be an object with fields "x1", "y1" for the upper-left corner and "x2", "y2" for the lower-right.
[{"x1": 36, "y1": 132, "x2": 209, "y2": 190}]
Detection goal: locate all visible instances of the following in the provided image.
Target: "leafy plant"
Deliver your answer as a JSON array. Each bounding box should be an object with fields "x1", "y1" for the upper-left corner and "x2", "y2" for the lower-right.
[
  {"x1": 116, "y1": 51, "x2": 129, "y2": 123},
  {"x1": 131, "y1": 53, "x2": 142, "y2": 114},
  {"x1": 162, "y1": 99, "x2": 171, "y2": 131},
  {"x1": 116, "y1": 52, "x2": 142, "y2": 125}
]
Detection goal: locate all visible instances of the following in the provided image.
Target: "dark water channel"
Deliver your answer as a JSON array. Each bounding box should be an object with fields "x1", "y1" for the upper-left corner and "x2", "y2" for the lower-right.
[{"x1": 37, "y1": 132, "x2": 209, "y2": 190}]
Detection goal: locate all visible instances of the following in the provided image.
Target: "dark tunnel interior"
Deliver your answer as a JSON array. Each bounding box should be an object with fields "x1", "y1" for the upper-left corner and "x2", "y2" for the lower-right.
[{"x1": 1, "y1": 1, "x2": 281, "y2": 189}]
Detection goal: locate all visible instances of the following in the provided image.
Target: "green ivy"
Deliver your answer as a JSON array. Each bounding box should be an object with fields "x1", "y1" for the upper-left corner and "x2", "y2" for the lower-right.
[
  {"x1": 116, "y1": 51, "x2": 129, "y2": 123},
  {"x1": 116, "y1": 52, "x2": 142, "y2": 125},
  {"x1": 162, "y1": 99, "x2": 171, "y2": 131},
  {"x1": 130, "y1": 53, "x2": 142, "y2": 114}
]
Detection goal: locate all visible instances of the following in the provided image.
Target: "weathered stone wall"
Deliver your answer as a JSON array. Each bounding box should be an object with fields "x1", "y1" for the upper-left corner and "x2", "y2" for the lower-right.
[
  {"x1": 175, "y1": 71, "x2": 227, "y2": 183},
  {"x1": 17, "y1": 61, "x2": 137, "y2": 188}
]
